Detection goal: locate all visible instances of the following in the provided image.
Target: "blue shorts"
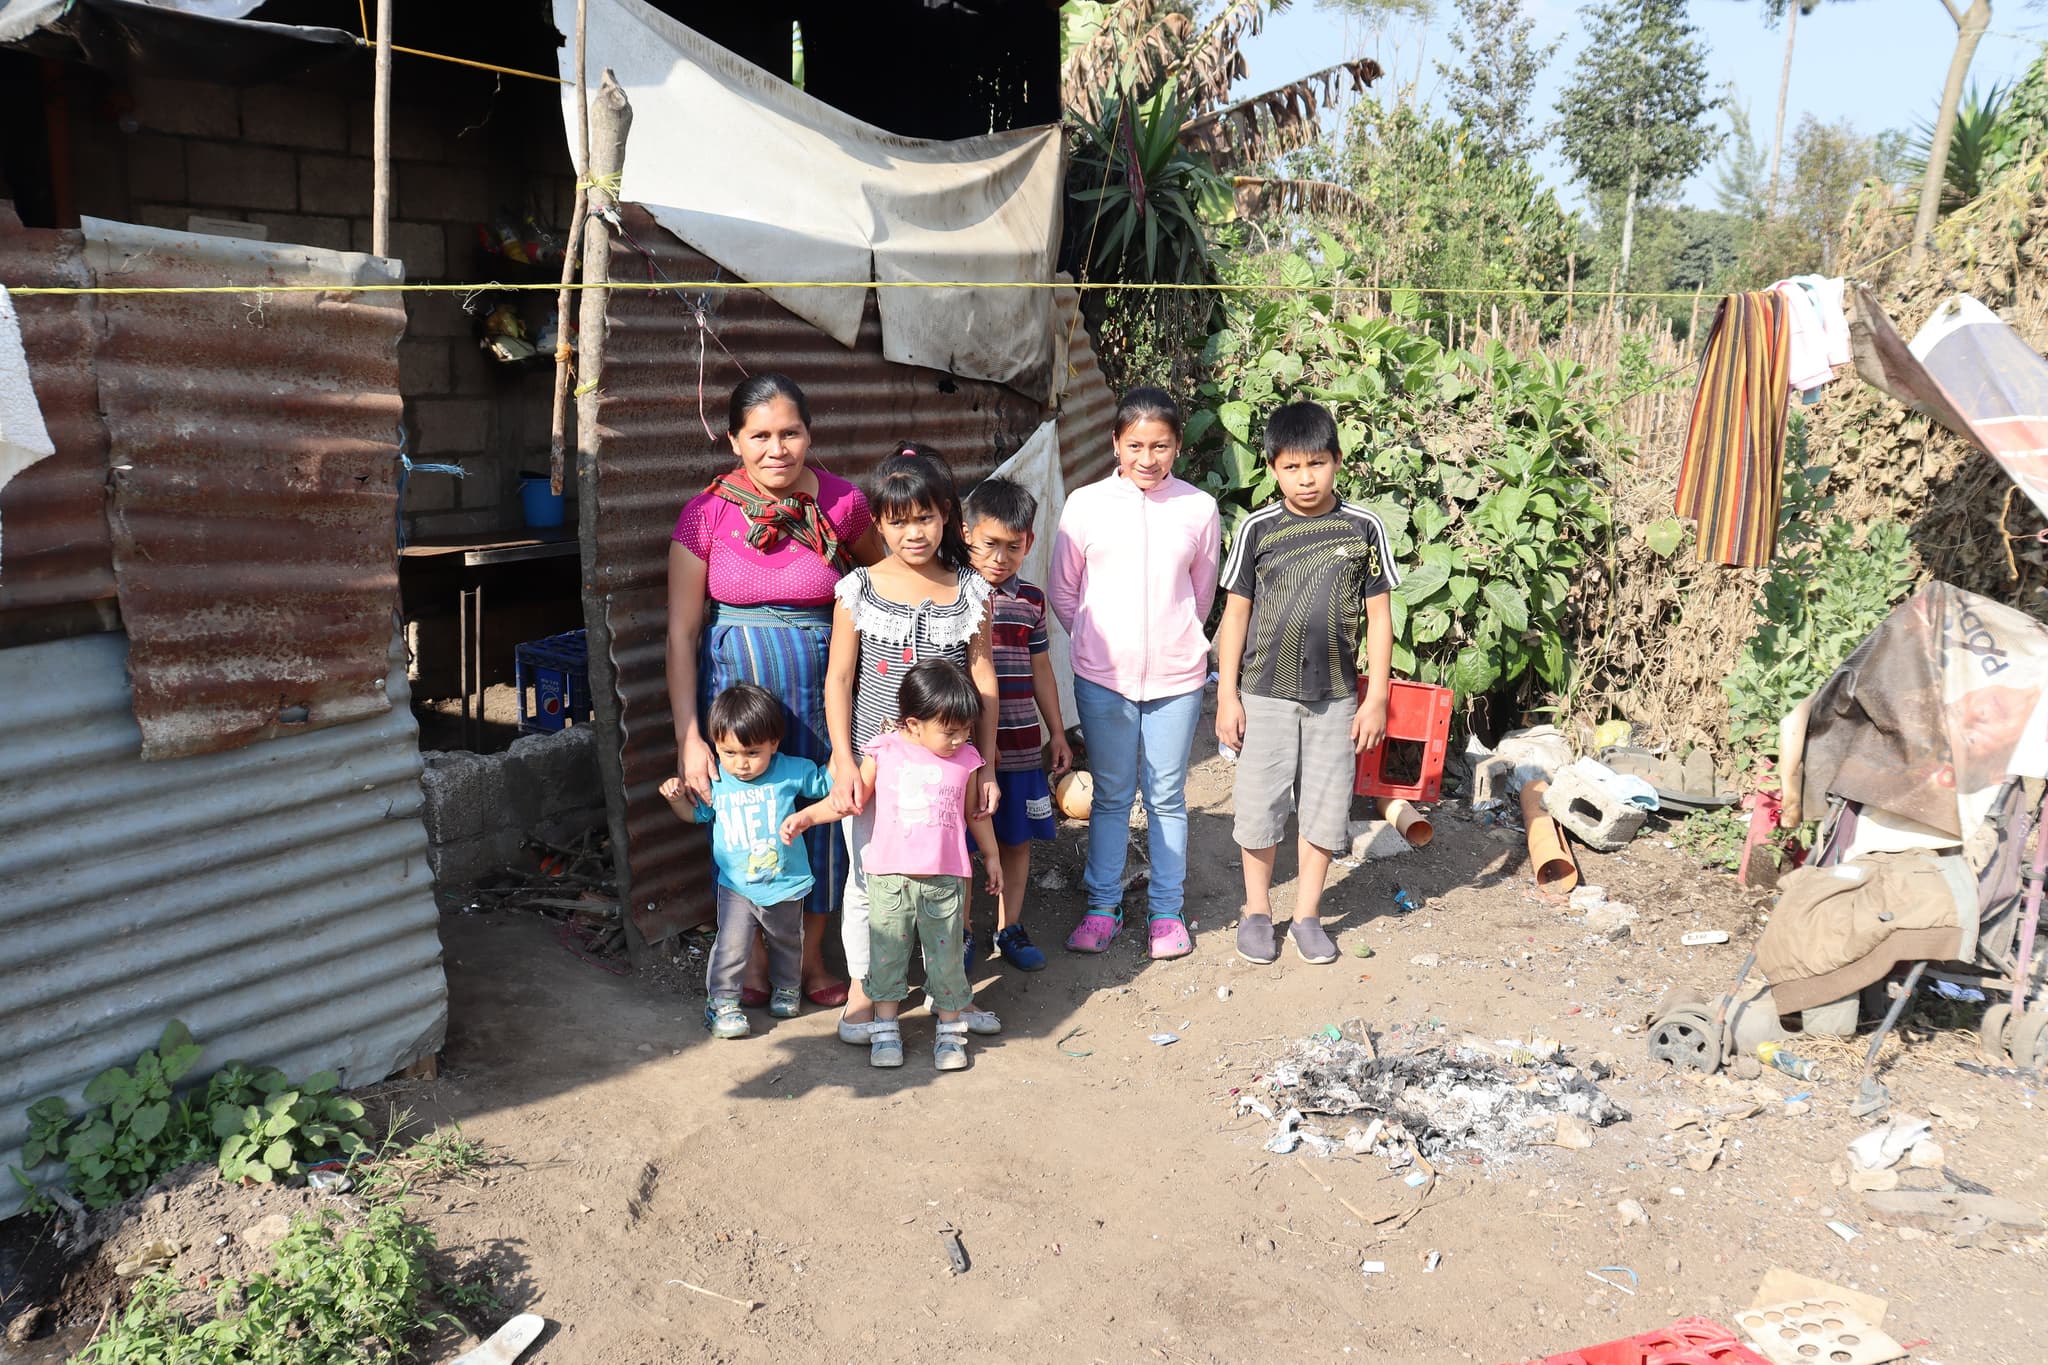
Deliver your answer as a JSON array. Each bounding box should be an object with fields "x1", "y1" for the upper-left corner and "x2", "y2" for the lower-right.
[{"x1": 992, "y1": 767, "x2": 1058, "y2": 846}]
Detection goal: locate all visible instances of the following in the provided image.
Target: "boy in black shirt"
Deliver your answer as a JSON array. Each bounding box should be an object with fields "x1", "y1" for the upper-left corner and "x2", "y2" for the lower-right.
[{"x1": 1214, "y1": 401, "x2": 1398, "y2": 965}]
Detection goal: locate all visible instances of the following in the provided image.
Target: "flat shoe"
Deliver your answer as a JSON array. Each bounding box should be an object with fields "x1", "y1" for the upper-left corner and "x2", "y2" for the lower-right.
[
  {"x1": 805, "y1": 981, "x2": 850, "y2": 1008},
  {"x1": 738, "y1": 987, "x2": 770, "y2": 1009},
  {"x1": 1290, "y1": 918, "x2": 1338, "y2": 965},
  {"x1": 1235, "y1": 912, "x2": 1277, "y2": 965}
]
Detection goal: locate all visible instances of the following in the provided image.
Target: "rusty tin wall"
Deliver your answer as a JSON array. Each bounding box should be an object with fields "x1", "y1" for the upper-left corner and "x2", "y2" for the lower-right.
[
  {"x1": 591, "y1": 207, "x2": 1044, "y2": 942},
  {"x1": 80, "y1": 220, "x2": 408, "y2": 760},
  {"x1": 0, "y1": 630, "x2": 447, "y2": 1219},
  {"x1": 0, "y1": 210, "x2": 115, "y2": 623},
  {"x1": 1051, "y1": 285, "x2": 1117, "y2": 496}
]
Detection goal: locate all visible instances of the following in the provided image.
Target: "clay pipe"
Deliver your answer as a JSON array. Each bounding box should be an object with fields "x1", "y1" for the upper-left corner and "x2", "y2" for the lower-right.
[
  {"x1": 1378, "y1": 797, "x2": 1433, "y2": 848},
  {"x1": 1521, "y1": 780, "x2": 1580, "y2": 893}
]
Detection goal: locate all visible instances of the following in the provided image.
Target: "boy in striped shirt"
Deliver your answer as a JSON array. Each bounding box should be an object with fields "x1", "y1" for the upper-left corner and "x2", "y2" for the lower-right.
[
  {"x1": 1214, "y1": 401, "x2": 1397, "y2": 967},
  {"x1": 961, "y1": 477, "x2": 1073, "y2": 971}
]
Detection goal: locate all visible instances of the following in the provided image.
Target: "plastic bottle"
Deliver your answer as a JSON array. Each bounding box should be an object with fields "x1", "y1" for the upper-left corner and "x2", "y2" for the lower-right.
[{"x1": 1757, "y1": 1040, "x2": 1821, "y2": 1081}]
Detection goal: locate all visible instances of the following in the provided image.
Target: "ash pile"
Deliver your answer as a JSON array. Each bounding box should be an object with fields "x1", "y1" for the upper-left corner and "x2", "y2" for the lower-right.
[{"x1": 1240, "y1": 1024, "x2": 1629, "y2": 1166}]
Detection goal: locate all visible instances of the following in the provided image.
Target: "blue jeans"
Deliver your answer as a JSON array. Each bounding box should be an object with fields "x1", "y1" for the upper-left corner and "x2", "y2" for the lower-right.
[{"x1": 1073, "y1": 676, "x2": 1204, "y2": 919}]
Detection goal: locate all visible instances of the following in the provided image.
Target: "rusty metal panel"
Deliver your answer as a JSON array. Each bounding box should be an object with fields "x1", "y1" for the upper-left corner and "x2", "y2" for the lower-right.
[
  {"x1": 82, "y1": 220, "x2": 408, "y2": 760},
  {"x1": 592, "y1": 206, "x2": 1043, "y2": 943},
  {"x1": 0, "y1": 630, "x2": 446, "y2": 1220},
  {"x1": 0, "y1": 210, "x2": 115, "y2": 623},
  {"x1": 1051, "y1": 284, "x2": 1117, "y2": 497}
]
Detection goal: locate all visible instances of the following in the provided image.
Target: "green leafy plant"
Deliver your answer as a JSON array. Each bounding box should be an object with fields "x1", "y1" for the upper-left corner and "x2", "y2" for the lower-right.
[
  {"x1": 13, "y1": 1022, "x2": 210, "y2": 1210},
  {"x1": 1190, "y1": 235, "x2": 1623, "y2": 702},
  {"x1": 76, "y1": 1202, "x2": 448, "y2": 1365},
  {"x1": 210, "y1": 1065, "x2": 371, "y2": 1185},
  {"x1": 1069, "y1": 80, "x2": 1229, "y2": 286}
]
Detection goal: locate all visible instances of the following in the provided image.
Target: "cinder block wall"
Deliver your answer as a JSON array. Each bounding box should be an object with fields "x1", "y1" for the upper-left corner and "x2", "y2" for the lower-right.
[{"x1": 65, "y1": 69, "x2": 577, "y2": 543}]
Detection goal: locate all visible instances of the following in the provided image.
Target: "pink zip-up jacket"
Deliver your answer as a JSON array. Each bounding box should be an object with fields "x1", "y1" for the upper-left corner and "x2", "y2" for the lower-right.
[{"x1": 1049, "y1": 471, "x2": 1221, "y2": 701}]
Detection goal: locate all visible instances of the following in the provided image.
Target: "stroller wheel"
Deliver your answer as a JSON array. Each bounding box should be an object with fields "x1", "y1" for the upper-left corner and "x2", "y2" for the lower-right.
[
  {"x1": 1980, "y1": 1003, "x2": 2015, "y2": 1062},
  {"x1": 2013, "y1": 1011, "x2": 2048, "y2": 1071},
  {"x1": 1647, "y1": 1007, "x2": 1721, "y2": 1073}
]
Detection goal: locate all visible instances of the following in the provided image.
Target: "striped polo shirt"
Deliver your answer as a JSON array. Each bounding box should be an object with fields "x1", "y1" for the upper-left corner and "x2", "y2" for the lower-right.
[{"x1": 988, "y1": 576, "x2": 1051, "y2": 772}]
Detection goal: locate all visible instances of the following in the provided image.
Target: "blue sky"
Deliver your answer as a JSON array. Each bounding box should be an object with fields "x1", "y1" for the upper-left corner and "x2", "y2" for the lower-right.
[{"x1": 1237, "y1": 0, "x2": 2047, "y2": 210}]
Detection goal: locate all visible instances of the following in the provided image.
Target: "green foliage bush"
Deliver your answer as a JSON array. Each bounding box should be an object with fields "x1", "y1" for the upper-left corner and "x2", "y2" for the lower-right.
[
  {"x1": 1190, "y1": 234, "x2": 1627, "y2": 701},
  {"x1": 1722, "y1": 438, "x2": 1917, "y2": 758},
  {"x1": 13, "y1": 1024, "x2": 373, "y2": 1210}
]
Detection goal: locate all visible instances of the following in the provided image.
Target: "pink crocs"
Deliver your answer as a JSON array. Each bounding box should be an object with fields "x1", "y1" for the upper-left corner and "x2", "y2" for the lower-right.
[
  {"x1": 1065, "y1": 910, "x2": 1122, "y2": 954},
  {"x1": 1147, "y1": 915, "x2": 1193, "y2": 960}
]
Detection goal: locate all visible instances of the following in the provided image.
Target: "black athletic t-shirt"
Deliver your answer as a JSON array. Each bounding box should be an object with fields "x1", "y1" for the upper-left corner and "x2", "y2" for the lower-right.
[{"x1": 1220, "y1": 501, "x2": 1399, "y2": 703}]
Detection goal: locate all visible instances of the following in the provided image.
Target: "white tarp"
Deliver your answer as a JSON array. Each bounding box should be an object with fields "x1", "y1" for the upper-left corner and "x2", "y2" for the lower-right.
[
  {"x1": 0, "y1": 286, "x2": 55, "y2": 581},
  {"x1": 554, "y1": 0, "x2": 1064, "y2": 400},
  {"x1": 1, "y1": 0, "x2": 262, "y2": 41},
  {"x1": 986, "y1": 419, "x2": 1077, "y2": 732}
]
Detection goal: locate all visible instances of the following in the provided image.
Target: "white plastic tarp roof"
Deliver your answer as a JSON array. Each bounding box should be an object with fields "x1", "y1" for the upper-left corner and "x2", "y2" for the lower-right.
[
  {"x1": 0, "y1": 0, "x2": 261, "y2": 42},
  {"x1": 553, "y1": 0, "x2": 1064, "y2": 401}
]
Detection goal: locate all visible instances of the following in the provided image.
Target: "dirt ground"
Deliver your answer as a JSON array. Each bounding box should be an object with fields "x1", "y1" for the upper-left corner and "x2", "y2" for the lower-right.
[{"x1": 9, "y1": 722, "x2": 2048, "y2": 1364}]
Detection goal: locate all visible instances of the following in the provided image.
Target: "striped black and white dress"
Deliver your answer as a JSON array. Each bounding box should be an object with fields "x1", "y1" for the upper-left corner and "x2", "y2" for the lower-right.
[{"x1": 837, "y1": 565, "x2": 993, "y2": 755}]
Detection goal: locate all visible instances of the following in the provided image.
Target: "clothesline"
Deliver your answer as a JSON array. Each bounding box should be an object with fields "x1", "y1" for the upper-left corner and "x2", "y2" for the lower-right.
[{"x1": 0, "y1": 278, "x2": 1722, "y2": 300}]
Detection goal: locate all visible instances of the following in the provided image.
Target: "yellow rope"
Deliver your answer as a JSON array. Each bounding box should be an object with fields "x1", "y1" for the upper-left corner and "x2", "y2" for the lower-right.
[
  {"x1": 7, "y1": 278, "x2": 1713, "y2": 300},
  {"x1": 577, "y1": 172, "x2": 624, "y2": 195}
]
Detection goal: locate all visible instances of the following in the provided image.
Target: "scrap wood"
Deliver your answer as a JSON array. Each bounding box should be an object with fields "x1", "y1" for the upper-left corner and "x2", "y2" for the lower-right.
[
  {"x1": 665, "y1": 1279, "x2": 760, "y2": 1311},
  {"x1": 1295, "y1": 1156, "x2": 1374, "y2": 1223}
]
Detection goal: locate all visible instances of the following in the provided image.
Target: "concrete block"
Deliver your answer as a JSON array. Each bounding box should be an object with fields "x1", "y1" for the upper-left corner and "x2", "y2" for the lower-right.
[
  {"x1": 1542, "y1": 765, "x2": 1648, "y2": 853},
  {"x1": 418, "y1": 749, "x2": 499, "y2": 844},
  {"x1": 448, "y1": 337, "x2": 497, "y2": 395},
  {"x1": 240, "y1": 85, "x2": 348, "y2": 152},
  {"x1": 70, "y1": 119, "x2": 126, "y2": 221},
  {"x1": 496, "y1": 751, "x2": 547, "y2": 832},
  {"x1": 409, "y1": 509, "x2": 499, "y2": 539},
  {"x1": 1467, "y1": 756, "x2": 1516, "y2": 806},
  {"x1": 401, "y1": 469, "x2": 460, "y2": 513},
  {"x1": 427, "y1": 831, "x2": 514, "y2": 887},
  {"x1": 133, "y1": 203, "x2": 192, "y2": 233},
  {"x1": 249, "y1": 212, "x2": 352, "y2": 252},
  {"x1": 389, "y1": 220, "x2": 446, "y2": 279},
  {"x1": 457, "y1": 469, "x2": 503, "y2": 510},
  {"x1": 1345, "y1": 819, "x2": 1413, "y2": 862},
  {"x1": 186, "y1": 141, "x2": 297, "y2": 212},
  {"x1": 398, "y1": 338, "x2": 452, "y2": 397},
  {"x1": 407, "y1": 292, "x2": 474, "y2": 339},
  {"x1": 444, "y1": 222, "x2": 482, "y2": 281},
  {"x1": 349, "y1": 100, "x2": 455, "y2": 162},
  {"x1": 124, "y1": 133, "x2": 187, "y2": 202},
  {"x1": 414, "y1": 396, "x2": 491, "y2": 455},
  {"x1": 298, "y1": 153, "x2": 372, "y2": 217},
  {"x1": 129, "y1": 76, "x2": 239, "y2": 138},
  {"x1": 511, "y1": 727, "x2": 603, "y2": 816},
  {"x1": 397, "y1": 160, "x2": 490, "y2": 225}
]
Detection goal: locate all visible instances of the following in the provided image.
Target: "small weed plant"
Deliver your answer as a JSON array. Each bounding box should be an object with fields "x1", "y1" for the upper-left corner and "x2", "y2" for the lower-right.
[
  {"x1": 76, "y1": 1202, "x2": 446, "y2": 1365},
  {"x1": 14, "y1": 1024, "x2": 373, "y2": 1210}
]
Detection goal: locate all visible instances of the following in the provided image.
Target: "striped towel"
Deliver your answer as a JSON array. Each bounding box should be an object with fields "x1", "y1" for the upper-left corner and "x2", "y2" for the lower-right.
[{"x1": 1675, "y1": 291, "x2": 1791, "y2": 567}]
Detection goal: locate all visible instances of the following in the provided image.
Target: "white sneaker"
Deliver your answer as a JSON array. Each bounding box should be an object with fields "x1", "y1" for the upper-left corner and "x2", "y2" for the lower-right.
[
  {"x1": 961, "y1": 1008, "x2": 1002, "y2": 1036},
  {"x1": 838, "y1": 1011, "x2": 878, "y2": 1045}
]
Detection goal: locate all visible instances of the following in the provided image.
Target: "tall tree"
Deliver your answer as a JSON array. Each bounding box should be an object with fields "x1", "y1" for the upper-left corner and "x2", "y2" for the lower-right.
[
  {"x1": 1714, "y1": 94, "x2": 1768, "y2": 217},
  {"x1": 1555, "y1": 0, "x2": 1720, "y2": 285},
  {"x1": 1433, "y1": 0, "x2": 1560, "y2": 162}
]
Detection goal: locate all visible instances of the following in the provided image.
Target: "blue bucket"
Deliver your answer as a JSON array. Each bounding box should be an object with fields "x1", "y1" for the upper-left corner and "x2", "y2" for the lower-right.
[{"x1": 519, "y1": 476, "x2": 565, "y2": 528}]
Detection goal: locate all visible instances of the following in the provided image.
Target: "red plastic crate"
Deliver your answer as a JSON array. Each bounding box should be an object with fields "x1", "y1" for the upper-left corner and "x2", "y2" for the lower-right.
[
  {"x1": 1504, "y1": 1317, "x2": 1770, "y2": 1365},
  {"x1": 1354, "y1": 678, "x2": 1454, "y2": 802}
]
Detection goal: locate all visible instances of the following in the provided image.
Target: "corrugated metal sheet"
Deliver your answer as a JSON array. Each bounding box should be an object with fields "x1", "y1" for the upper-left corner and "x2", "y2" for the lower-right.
[
  {"x1": 592, "y1": 206, "x2": 1044, "y2": 942},
  {"x1": 1051, "y1": 284, "x2": 1117, "y2": 497},
  {"x1": 82, "y1": 220, "x2": 407, "y2": 760},
  {"x1": 0, "y1": 630, "x2": 447, "y2": 1219},
  {"x1": 0, "y1": 207, "x2": 115, "y2": 622}
]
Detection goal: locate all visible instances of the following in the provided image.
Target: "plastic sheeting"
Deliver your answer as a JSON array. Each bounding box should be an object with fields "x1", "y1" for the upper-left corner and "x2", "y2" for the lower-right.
[
  {"x1": 984, "y1": 418, "x2": 1076, "y2": 731},
  {"x1": 554, "y1": 0, "x2": 1064, "y2": 400}
]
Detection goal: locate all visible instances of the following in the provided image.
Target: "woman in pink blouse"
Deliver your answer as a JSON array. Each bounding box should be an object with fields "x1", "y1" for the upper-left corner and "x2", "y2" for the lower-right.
[{"x1": 668, "y1": 374, "x2": 882, "y2": 1006}]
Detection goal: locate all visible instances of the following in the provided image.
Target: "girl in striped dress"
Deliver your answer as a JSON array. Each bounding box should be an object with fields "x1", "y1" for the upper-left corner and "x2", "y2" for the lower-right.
[{"x1": 824, "y1": 447, "x2": 1002, "y2": 1043}]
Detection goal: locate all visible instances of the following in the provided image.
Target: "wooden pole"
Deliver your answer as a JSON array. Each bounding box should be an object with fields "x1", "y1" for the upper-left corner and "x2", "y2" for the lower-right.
[
  {"x1": 574, "y1": 71, "x2": 639, "y2": 960},
  {"x1": 550, "y1": 0, "x2": 592, "y2": 497},
  {"x1": 370, "y1": 0, "x2": 393, "y2": 256}
]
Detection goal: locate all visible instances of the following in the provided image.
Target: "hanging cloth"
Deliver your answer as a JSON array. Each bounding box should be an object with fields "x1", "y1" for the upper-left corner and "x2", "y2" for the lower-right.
[
  {"x1": 1772, "y1": 279, "x2": 1834, "y2": 394},
  {"x1": 1675, "y1": 290, "x2": 1791, "y2": 567},
  {"x1": 704, "y1": 470, "x2": 854, "y2": 574},
  {"x1": 0, "y1": 284, "x2": 57, "y2": 583},
  {"x1": 1788, "y1": 274, "x2": 1851, "y2": 369}
]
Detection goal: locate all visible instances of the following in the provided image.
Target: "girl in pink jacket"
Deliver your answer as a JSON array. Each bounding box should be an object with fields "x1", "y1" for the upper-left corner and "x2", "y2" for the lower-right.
[{"x1": 1049, "y1": 387, "x2": 1221, "y2": 959}]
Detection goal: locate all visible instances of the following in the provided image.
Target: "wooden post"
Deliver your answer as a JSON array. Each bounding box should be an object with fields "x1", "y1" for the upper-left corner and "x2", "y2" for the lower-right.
[
  {"x1": 1686, "y1": 282, "x2": 1703, "y2": 349},
  {"x1": 550, "y1": 0, "x2": 592, "y2": 497},
  {"x1": 1565, "y1": 254, "x2": 1576, "y2": 331},
  {"x1": 370, "y1": 0, "x2": 393, "y2": 256},
  {"x1": 573, "y1": 72, "x2": 642, "y2": 962}
]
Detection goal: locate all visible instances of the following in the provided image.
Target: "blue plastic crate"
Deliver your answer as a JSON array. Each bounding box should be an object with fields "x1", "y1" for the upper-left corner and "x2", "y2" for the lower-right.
[{"x1": 515, "y1": 629, "x2": 592, "y2": 733}]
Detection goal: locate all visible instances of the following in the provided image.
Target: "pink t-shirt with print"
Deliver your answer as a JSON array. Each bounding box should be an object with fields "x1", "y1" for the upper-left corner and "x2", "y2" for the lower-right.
[
  {"x1": 861, "y1": 733, "x2": 981, "y2": 878},
  {"x1": 672, "y1": 468, "x2": 871, "y2": 607}
]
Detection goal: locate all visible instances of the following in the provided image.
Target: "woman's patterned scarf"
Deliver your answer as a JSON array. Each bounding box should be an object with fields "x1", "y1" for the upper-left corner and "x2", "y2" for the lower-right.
[{"x1": 705, "y1": 470, "x2": 852, "y2": 572}]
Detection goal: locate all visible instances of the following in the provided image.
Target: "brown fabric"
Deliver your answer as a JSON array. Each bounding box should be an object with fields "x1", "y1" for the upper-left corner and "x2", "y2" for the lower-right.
[{"x1": 1758, "y1": 852, "x2": 1970, "y2": 1012}]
